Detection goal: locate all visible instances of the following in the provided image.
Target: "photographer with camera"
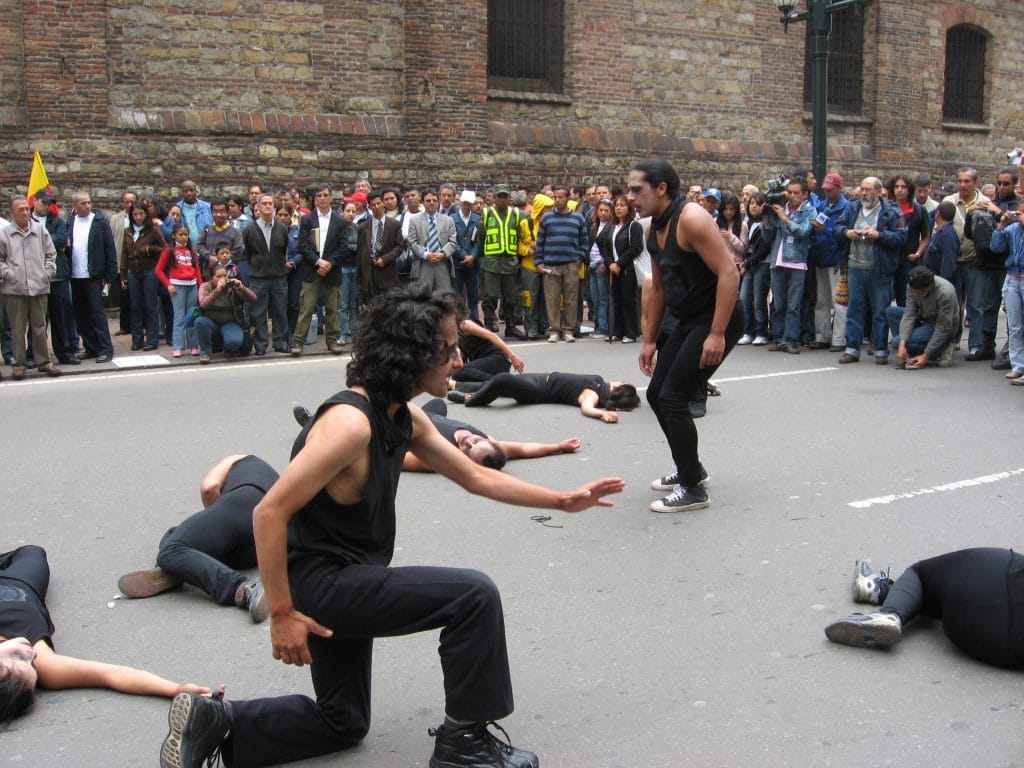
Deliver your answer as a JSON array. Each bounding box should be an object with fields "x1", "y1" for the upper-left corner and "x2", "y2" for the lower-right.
[
  {"x1": 194, "y1": 263, "x2": 257, "y2": 364},
  {"x1": 763, "y1": 176, "x2": 816, "y2": 353}
]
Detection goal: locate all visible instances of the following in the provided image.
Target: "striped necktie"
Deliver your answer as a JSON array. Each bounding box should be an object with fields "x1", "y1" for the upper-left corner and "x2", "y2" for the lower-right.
[{"x1": 427, "y1": 215, "x2": 440, "y2": 253}]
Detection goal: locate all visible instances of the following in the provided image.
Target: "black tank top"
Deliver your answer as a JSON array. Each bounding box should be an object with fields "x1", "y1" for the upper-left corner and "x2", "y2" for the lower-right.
[
  {"x1": 0, "y1": 579, "x2": 55, "y2": 647},
  {"x1": 222, "y1": 455, "x2": 279, "y2": 495},
  {"x1": 647, "y1": 200, "x2": 718, "y2": 323},
  {"x1": 430, "y1": 413, "x2": 487, "y2": 445},
  {"x1": 287, "y1": 390, "x2": 411, "y2": 567},
  {"x1": 545, "y1": 373, "x2": 609, "y2": 407}
]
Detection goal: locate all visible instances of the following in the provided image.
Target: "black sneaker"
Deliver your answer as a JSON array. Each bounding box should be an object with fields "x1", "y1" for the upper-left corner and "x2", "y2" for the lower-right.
[
  {"x1": 650, "y1": 466, "x2": 709, "y2": 491},
  {"x1": 428, "y1": 721, "x2": 539, "y2": 768},
  {"x1": 650, "y1": 484, "x2": 709, "y2": 513},
  {"x1": 235, "y1": 580, "x2": 269, "y2": 623},
  {"x1": 447, "y1": 390, "x2": 468, "y2": 404},
  {"x1": 293, "y1": 405, "x2": 313, "y2": 427},
  {"x1": 160, "y1": 692, "x2": 232, "y2": 768}
]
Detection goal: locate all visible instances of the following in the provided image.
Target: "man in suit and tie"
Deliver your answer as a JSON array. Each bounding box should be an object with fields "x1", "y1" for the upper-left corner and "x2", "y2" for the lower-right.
[
  {"x1": 407, "y1": 190, "x2": 457, "y2": 291},
  {"x1": 357, "y1": 190, "x2": 405, "y2": 301},
  {"x1": 291, "y1": 183, "x2": 349, "y2": 356},
  {"x1": 242, "y1": 193, "x2": 291, "y2": 355}
]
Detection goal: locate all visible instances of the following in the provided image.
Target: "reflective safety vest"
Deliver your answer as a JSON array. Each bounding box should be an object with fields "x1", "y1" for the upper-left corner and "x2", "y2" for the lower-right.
[{"x1": 482, "y1": 207, "x2": 520, "y2": 257}]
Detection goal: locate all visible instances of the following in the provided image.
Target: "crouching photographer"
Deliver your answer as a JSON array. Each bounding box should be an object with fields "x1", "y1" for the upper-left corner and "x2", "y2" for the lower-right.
[{"x1": 194, "y1": 264, "x2": 257, "y2": 364}]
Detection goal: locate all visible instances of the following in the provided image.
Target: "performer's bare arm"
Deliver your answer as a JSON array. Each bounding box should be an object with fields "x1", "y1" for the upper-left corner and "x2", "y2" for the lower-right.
[{"x1": 495, "y1": 436, "x2": 581, "y2": 459}]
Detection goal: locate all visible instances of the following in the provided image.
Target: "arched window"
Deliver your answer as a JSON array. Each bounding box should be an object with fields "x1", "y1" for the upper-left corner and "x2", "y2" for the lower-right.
[
  {"x1": 802, "y1": 3, "x2": 864, "y2": 115},
  {"x1": 943, "y1": 25, "x2": 986, "y2": 123},
  {"x1": 487, "y1": 0, "x2": 565, "y2": 93}
]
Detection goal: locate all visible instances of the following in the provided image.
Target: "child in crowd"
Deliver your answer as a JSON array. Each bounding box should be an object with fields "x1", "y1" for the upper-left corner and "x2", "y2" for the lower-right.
[{"x1": 155, "y1": 224, "x2": 203, "y2": 358}]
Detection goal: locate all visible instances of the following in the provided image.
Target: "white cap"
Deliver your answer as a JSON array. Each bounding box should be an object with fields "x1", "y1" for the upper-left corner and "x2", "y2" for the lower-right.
[{"x1": 460, "y1": 190, "x2": 477, "y2": 204}]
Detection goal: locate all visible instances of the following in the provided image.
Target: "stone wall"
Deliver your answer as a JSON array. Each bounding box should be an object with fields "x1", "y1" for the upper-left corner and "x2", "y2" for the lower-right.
[{"x1": 1, "y1": 0, "x2": 1022, "y2": 212}]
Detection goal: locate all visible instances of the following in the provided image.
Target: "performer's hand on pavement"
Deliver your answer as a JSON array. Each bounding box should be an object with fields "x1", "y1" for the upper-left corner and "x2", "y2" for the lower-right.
[
  {"x1": 271, "y1": 609, "x2": 333, "y2": 667},
  {"x1": 176, "y1": 682, "x2": 213, "y2": 695},
  {"x1": 510, "y1": 353, "x2": 525, "y2": 373},
  {"x1": 699, "y1": 331, "x2": 725, "y2": 368},
  {"x1": 558, "y1": 437, "x2": 581, "y2": 453},
  {"x1": 559, "y1": 477, "x2": 625, "y2": 512},
  {"x1": 600, "y1": 411, "x2": 619, "y2": 423},
  {"x1": 639, "y1": 341, "x2": 657, "y2": 376}
]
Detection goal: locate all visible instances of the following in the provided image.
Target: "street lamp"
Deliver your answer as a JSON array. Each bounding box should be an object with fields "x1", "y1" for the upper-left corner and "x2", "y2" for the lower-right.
[{"x1": 772, "y1": 0, "x2": 865, "y2": 184}]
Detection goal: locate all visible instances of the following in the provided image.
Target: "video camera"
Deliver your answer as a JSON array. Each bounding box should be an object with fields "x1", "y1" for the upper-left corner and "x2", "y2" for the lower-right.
[{"x1": 764, "y1": 175, "x2": 790, "y2": 210}]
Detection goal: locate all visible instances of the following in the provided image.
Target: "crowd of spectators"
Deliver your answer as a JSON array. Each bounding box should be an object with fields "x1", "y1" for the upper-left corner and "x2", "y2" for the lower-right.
[{"x1": 1, "y1": 159, "x2": 1022, "y2": 387}]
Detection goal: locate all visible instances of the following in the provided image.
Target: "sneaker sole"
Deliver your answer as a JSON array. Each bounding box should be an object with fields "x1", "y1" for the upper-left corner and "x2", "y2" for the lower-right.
[
  {"x1": 651, "y1": 472, "x2": 710, "y2": 492},
  {"x1": 824, "y1": 617, "x2": 900, "y2": 647},
  {"x1": 650, "y1": 497, "x2": 710, "y2": 513},
  {"x1": 160, "y1": 693, "x2": 194, "y2": 768},
  {"x1": 118, "y1": 568, "x2": 180, "y2": 599}
]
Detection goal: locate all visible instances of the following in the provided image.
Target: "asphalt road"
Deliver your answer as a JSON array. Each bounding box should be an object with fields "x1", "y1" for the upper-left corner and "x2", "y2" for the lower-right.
[{"x1": 2, "y1": 335, "x2": 1021, "y2": 768}]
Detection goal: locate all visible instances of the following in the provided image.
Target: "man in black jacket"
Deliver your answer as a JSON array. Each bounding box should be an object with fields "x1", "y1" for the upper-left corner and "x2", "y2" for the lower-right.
[
  {"x1": 291, "y1": 184, "x2": 348, "y2": 355},
  {"x1": 32, "y1": 190, "x2": 76, "y2": 364},
  {"x1": 67, "y1": 191, "x2": 117, "y2": 363},
  {"x1": 242, "y1": 194, "x2": 291, "y2": 355}
]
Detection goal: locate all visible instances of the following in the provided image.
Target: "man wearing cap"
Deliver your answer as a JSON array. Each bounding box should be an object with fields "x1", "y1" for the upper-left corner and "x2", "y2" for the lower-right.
[
  {"x1": 809, "y1": 172, "x2": 850, "y2": 351},
  {"x1": 700, "y1": 188, "x2": 721, "y2": 220},
  {"x1": 345, "y1": 191, "x2": 369, "y2": 225},
  {"x1": 407, "y1": 190, "x2": 457, "y2": 291},
  {"x1": 31, "y1": 189, "x2": 75, "y2": 365},
  {"x1": 452, "y1": 190, "x2": 483, "y2": 322},
  {"x1": 480, "y1": 186, "x2": 526, "y2": 339}
]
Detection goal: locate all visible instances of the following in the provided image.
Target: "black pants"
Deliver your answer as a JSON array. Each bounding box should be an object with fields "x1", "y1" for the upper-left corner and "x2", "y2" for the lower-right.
[
  {"x1": 452, "y1": 351, "x2": 511, "y2": 383},
  {"x1": 155, "y1": 486, "x2": 264, "y2": 605},
  {"x1": 0, "y1": 545, "x2": 50, "y2": 600},
  {"x1": 461, "y1": 372, "x2": 549, "y2": 407},
  {"x1": 226, "y1": 558, "x2": 514, "y2": 768},
  {"x1": 47, "y1": 280, "x2": 79, "y2": 361},
  {"x1": 609, "y1": 268, "x2": 639, "y2": 340},
  {"x1": 70, "y1": 277, "x2": 114, "y2": 357},
  {"x1": 882, "y1": 547, "x2": 1024, "y2": 668},
  {"x1": 646, "y1": 306, "x2": 743, "y2": 487}
]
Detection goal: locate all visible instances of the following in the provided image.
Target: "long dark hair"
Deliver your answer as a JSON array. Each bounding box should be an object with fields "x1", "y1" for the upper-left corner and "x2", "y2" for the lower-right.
[
  {"x1": 128, "y1": 202, "x2": 155, "y2": 236},
  {"x1": 591, "y1": 199, "x2": 613, "y2": 238},
  {"x1": 718, "y1": 192, "x2": 742, "y2": 237},
  {"x1": 0, "y1": 667, "x2": 36, "y2": 723},
  {"x1": 612, "y1": 194, "x2": 635, "y2": 225}
]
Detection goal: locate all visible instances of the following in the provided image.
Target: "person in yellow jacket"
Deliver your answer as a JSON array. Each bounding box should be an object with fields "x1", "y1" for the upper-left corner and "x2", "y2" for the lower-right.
[{"x1": 518, "y1": 192, "x2": 554, "y2": 339}]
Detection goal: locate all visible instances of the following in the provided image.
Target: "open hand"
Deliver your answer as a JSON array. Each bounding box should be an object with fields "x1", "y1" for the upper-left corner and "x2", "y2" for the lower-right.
[
  {"x1": 559, "y1": 477, "x2": 626, "y2": 512},
  {"x1": 270, "y1": 609, "x2": 333, "y2": 667}
]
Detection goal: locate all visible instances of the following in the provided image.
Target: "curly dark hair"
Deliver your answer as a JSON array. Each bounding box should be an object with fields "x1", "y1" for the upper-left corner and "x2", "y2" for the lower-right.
[
  {"x1": 347, "y1": 286, "x2": 467, "y2": 408},
  {"x1": 0, "y1": 666, "x2": 36, "y2": 723}
]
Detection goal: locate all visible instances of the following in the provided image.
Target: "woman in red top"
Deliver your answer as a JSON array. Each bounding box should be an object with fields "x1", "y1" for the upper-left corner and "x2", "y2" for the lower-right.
[{"x1": 155, "y1": 224, "x2": 203, "y2": 357}]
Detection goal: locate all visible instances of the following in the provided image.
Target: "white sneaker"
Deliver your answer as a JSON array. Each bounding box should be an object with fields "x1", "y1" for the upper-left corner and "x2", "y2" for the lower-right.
[
  {"x1": 752, "y1": 336, "x2": 769, "y2": 346},
  {"x1": 825, "y1": 611, "x2": 902, "y2": 647},
  {"x1": 737, "y1": 334, "x2": 754, "y2": 346},
  {"x1": 547, "y1": 333, "x2": 559, "y2": 343},
  {"x1": 565, "y1": 335, "x2": 576, "y2": 343},
  {"x1": 937, "y1": 344, "x2": 955, "y2": 367}
]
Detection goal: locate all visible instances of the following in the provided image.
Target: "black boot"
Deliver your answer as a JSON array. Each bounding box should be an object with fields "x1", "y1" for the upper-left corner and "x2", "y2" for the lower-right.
[{"x1": 428, "y1": 721, "x2": 539, "y2": 768}]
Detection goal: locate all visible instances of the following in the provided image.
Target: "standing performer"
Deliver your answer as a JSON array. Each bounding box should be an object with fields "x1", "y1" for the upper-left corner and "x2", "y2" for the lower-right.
[
  {"x1": 628, "y1": 159, "x2": 743, "y2": 512},
  {"x1": 158, "y1": 286, "x2": 624, "y2": 768}
]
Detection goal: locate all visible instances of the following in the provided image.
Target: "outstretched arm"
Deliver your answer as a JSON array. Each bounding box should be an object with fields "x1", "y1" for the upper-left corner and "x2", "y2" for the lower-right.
[
  {"x1": 32, "y1": 642, "x2": 210, "y2": 697},
  {"x1": 408, "y1": 405, "x2": 623, "y2": 510},
  {"x1": 578, "y1": 389, "x2": 618, "y2": 423},
  {"x1": 496, "y1": 436, "x2": 581, "y2": 460}
]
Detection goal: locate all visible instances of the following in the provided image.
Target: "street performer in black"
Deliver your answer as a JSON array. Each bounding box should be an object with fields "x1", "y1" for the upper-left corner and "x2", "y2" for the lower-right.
[
  {"x1": 159, "y1": 286, "x2": 624, "y2": 768},
  {"x1": 628, "y1": 159, "x2": 743, "y2": 513}
]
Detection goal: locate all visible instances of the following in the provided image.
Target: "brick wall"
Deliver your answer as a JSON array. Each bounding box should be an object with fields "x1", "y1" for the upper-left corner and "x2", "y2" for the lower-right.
[{"x1": 1, "y1": 0, "x2": 1022, "y2": 212}]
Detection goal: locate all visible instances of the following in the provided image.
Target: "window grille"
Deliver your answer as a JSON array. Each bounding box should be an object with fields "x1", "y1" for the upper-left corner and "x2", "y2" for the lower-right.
[
  {"x1": 488, "y1": 0, "x2": 565, "y2": 93},
  {"x1": 802, "y1": 4, "x2": 864, "y2": 115},
  {"x1": 943, "y1": 25, "x2": 986, "y2": 123}
]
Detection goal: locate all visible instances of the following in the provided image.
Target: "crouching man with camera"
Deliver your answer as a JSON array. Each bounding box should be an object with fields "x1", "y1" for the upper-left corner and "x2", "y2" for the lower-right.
[{"x1": 194, "y1": 263, "x2": 257, "y2": 364}]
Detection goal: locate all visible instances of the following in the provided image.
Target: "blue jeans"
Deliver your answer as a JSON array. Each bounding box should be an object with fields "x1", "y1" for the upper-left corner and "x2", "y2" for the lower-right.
[
  {"x1": 127, "y1": 269, "x2": 160, "y2": 348},
  {"x1": 194, "y1": 315, "x2": 245, "y2": 357},
  {"x1": 1004, "y1": 274, "x2": 1024, "y2": 373},
  {"x1": 338, "y1": 266, "x2": 358, "y2": 341},
  {"x1": 964, "y1": 265, "x2": 1003, "y2": 351},
  {"x1": 454, "y1": 267, "x2": 481, "y2": 323},
  {"x1": 249, "y1": 275, "x2": 289, "y2": 352},
  {"x1": 770, "y1": 266, "x2": 806, "y2": 346},
  {"x1": 169, "y1": 282, "x2": 198, "y2": 350},
  {"x1": 885, "y1": 306, "x2": 946, "y2": 356},
  {"x1": 844, "y1": 267, "x2": 893, "y2": 358},
  {"x1": 519, "y1": 268, "x2": 544, "y2": 336},
  {"x1": 588, "y1": 267, "x2": 609, "y2": 335},
  {"x1": 740, "y1": 261, "x2": 770, "y2": 337}
]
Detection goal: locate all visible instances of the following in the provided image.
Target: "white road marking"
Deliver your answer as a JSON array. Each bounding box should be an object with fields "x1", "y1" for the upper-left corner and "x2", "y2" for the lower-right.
[
  {"x1": 634, "y1": 366, "x2": 836, "y2": 392},
  {"x1": 847, "y1": 467, "x2": 1024, "y2": 509}
]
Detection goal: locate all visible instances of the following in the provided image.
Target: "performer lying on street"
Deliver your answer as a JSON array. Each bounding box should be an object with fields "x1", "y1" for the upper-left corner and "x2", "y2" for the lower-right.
[
  {"x1": 0, "y1": 545, "x2": 211, "y2": 723},
  {"x1": 826, "y1": 548, "x2": 1024, "y2": 668},
  {"x1": 295, "y1": 398, "x2": 581, "y2": 471},
  {"x1": 117, "y1": 454, "x2": 275, "y2": 622},
  {"x1": 447, "y1": 372, "x2": 640, "y2": 423},
  {"x1": 159, "y1": 286, "x2": 624, "y2": 768}
]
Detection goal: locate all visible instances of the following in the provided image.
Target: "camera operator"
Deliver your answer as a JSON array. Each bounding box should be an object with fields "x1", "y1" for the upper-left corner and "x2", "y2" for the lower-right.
[
  {"x1": 763, "y1": 176, "x2": 816, "y2": 353},
  {"x1": 194, "y1": 263, "x2": 257, "y2": 363}
]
